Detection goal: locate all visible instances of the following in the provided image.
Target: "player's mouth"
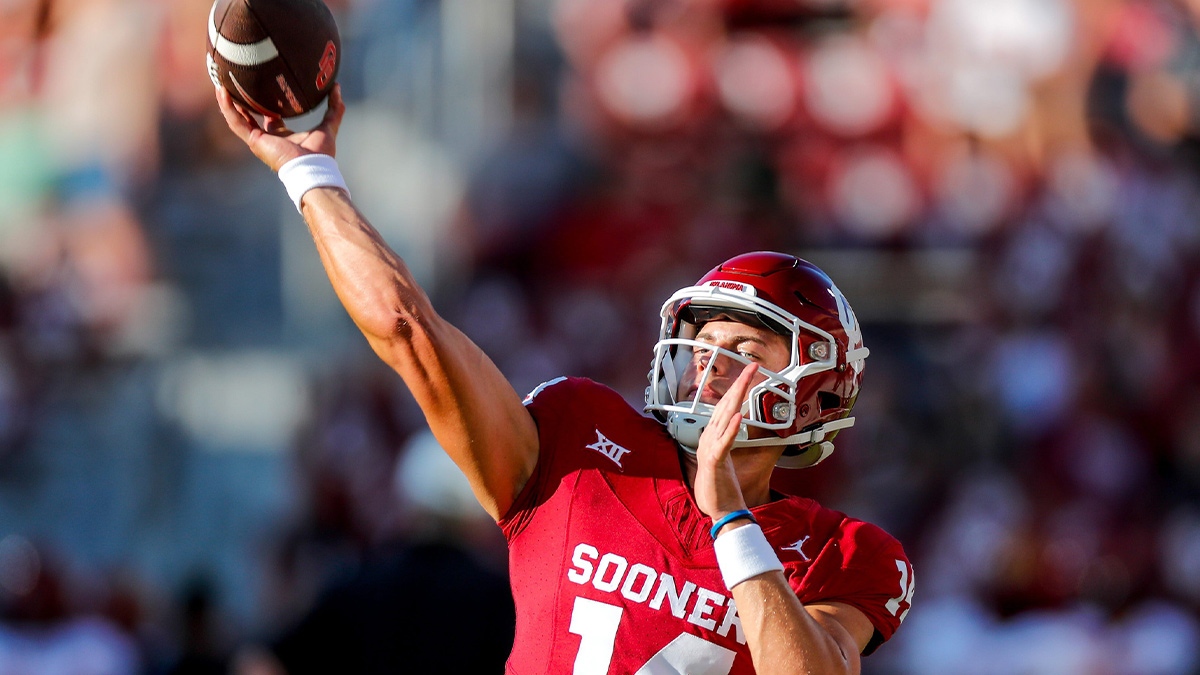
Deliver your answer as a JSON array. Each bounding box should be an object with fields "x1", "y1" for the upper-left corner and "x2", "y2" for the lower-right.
[{"x1": 683, "y1": 384, "x2": 724, "y2": 405}]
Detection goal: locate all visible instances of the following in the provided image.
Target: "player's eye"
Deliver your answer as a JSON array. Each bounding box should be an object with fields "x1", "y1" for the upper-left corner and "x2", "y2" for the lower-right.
[{"x1": 736, "y1": 344, "x2": 762, "y2": 361}]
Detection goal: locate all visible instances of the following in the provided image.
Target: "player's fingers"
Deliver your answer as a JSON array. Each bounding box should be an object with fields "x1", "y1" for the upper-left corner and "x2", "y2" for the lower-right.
[
  {"x1": 215, "y1": 87, "x2": 255, "y2": 140},
  {"x1": 715, "y1": 362, "x2": 758, "y2": 419},
  {"x1": 263, "y1": 115, "x2": 291, "y2": 136},
  {"x1": 703, "y1": 368, "x2": 750, "y2": 450},
  {"x1": 712, "y1": 362, "x2": 757, "y2": 440},
  {"x1": 323, "y1": 84, "x2": 345, "y2": 135},
  {"x1": 220, "y1": 88, "x2": 262, "y2": 132},
  {"x1": 234, "y1": 104, "x2": 260, "y2": 131},
  {"x1": 729, "y1": 362, "x2": 758, "y2": 402},
  {"x1": 700, "y1": 409, "x2": 741, "y2": 464},
  {"x1": 719, "y1": 413, "x2": 743, "y2": 447}
]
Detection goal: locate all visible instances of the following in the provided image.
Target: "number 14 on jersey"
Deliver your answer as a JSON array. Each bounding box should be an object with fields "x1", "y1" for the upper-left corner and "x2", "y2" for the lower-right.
[{"x1": 570, "y1": 597, "x2": 736, "y2": 675}]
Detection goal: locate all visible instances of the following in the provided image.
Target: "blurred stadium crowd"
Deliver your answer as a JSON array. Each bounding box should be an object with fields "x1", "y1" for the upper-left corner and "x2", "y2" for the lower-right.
[{"x1": 1, "y1": 0, "x2": 1200, "y2": 672}]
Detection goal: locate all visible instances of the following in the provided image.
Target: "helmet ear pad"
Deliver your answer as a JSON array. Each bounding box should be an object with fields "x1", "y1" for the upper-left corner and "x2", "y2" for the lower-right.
[{"x1": 756, "y1": 372, "x2": 832, "y2": 440}]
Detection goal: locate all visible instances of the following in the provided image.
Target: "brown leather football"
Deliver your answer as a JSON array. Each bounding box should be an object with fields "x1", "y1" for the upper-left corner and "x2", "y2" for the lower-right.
[{"x1": 206, "y1": 0, "x2": 340, "y2": 118}]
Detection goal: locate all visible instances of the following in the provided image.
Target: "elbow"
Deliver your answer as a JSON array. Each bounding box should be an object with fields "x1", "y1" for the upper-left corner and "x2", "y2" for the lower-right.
[
  {"x1": 366, "y1": 301, "x2": 450, "y2": 375},
  {"x1": 372, "y1": 298, "x2": 436, "y2": 344},
  {"x1": 388, "y1": 311, "x2": 417, "y2": 342}
]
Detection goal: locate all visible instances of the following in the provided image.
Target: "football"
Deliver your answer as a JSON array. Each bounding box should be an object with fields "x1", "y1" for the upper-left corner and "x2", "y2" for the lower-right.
[{"x1": 207, "y1": 0, "x2": 340, "y2": 118}]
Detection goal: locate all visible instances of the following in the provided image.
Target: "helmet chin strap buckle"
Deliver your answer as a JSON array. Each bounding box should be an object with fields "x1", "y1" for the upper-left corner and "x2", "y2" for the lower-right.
[{"x1": 667, "y1": 412, "x2": 705, "y2": 452}]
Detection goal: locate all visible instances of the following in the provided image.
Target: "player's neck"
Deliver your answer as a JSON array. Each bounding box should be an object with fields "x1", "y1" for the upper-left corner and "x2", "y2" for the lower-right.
[{"x1": 678, "y1": 448, "x2": 775, "y2": 509}]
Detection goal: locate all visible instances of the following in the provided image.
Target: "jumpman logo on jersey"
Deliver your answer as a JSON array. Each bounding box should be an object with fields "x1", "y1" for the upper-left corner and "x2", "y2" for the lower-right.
[
  {"x1": 781, "y1": 536, "x2": 810, "y2": 561},
  {"x1": 586, "y1": 429, "x2": 631, "y2": 468}
]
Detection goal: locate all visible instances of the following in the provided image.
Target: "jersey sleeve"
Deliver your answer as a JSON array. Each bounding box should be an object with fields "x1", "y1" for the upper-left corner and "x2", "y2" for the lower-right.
[
  {"x1": 809, "y1": 520, "x2": 914, "y2": 655},
  {"x1": 498, "y1": 376, "x2": 614, "y2": 539}
]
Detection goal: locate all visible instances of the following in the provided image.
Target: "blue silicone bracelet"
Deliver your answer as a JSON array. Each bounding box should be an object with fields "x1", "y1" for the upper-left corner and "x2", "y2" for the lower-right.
[{"x1": 710, "y1": 509, "x2": 756, "y2": 539}]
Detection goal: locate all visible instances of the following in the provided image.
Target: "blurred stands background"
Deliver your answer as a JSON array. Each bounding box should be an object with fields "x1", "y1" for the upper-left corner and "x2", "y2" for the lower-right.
[{"x1": 1, "y1": 0, "x2": 1199, "y2": 672}]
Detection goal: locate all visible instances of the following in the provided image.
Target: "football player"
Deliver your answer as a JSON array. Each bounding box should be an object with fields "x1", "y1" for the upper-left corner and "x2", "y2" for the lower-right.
[{"x1": 216, "y1": 84, "x2": 913, "y2": 674}]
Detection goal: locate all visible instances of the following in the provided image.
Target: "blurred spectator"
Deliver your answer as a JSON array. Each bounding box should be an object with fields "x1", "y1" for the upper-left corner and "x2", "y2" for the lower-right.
[
  {"x1": 158, "y1": 577, "x2": 228, "y2": 675},
  {"x1": 0, "y1": 536, "x2": 141, "y2": 675},
  {"x1": 250, "y1": 430, "x2": 514, "y2": 675}
]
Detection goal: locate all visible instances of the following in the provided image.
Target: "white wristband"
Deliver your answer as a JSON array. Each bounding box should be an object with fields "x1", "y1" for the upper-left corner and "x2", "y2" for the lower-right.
[
  {"x1": 277, "y1": 154, "x2": 350, "y2": 213},
  {"x1": 714, "y1": 523, "x2": 784, "y2": 589}
]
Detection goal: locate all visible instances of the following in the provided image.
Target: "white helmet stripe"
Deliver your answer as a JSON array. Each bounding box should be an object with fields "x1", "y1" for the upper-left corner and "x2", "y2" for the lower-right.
[{"x1": 829, "y1": 282, "x2": 866, "y2": 372}]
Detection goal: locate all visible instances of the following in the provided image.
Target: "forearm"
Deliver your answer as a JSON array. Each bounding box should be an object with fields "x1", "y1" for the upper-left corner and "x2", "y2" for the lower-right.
[
  {"x1": 300, "y1": 187, "x2": 433, "y2": 343},
  {"x1": 297, "y1": 186, "x2": 538, "y2": 518},
  {"x1": 299, "y1": 188, "x2": 488, "y2": 418},
  {"x1": 732, "y1": 573, "x2": 859, "y2": 675}
]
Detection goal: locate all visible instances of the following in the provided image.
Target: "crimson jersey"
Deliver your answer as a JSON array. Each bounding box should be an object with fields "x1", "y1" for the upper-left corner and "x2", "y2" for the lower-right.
[{"x1": 500, "y1": 378, "x2": 914, "y2": 675}]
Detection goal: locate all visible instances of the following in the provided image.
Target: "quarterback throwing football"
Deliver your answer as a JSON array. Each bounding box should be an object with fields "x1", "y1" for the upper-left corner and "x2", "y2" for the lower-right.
[{"x1": 216, "y1": 85, "x2": 913, "y2": 675}]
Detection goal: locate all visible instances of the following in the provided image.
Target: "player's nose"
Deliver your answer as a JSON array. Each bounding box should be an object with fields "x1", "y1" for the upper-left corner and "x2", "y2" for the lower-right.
[{"x1": 707, "y1": 350, "x2": 740, "y2": 376}]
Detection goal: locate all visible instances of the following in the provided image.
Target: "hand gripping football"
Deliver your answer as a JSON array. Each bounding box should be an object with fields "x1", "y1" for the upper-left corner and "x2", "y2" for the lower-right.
[{"x1": 207, "y1": 0, "x2": 341, "y2": 118}]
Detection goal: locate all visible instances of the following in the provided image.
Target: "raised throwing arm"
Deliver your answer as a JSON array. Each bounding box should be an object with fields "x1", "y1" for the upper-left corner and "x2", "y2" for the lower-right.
[{"x1": 214, "y1": 85, "x2": 538, "y2": 520}]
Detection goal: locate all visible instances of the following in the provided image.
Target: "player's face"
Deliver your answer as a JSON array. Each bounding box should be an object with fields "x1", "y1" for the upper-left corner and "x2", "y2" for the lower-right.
[{"x1": 677, "y1": 319, "x2": 790, "y2": 406}]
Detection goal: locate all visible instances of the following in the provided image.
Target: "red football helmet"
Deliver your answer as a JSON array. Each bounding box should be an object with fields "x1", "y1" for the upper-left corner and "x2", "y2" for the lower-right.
[{"x1": 645, "y1": 251, "x2": 868, "y2": 468}]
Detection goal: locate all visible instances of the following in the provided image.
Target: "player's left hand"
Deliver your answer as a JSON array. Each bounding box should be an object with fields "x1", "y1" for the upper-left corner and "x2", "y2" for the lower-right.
[{"x1": 693, "y1": 362, "x2": 755, "y2": 524}]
